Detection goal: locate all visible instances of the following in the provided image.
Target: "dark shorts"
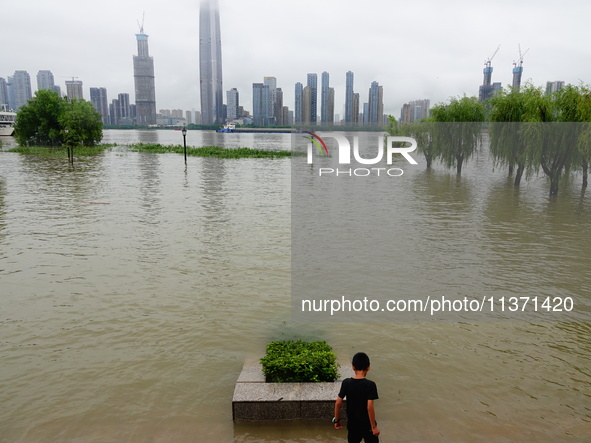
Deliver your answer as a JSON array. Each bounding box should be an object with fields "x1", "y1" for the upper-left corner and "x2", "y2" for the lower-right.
[{"x1": 347, "y1": 428, "x2": 379, "y2": 443}]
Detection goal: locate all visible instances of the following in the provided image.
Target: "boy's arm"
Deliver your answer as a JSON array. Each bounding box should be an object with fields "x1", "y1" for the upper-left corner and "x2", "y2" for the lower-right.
[
  {"x1": 367, "y1": 399, "x2": 380, "y2": 436},
  {"x1": 333, "y1": 396, "x2": 343, "y2": 429}
]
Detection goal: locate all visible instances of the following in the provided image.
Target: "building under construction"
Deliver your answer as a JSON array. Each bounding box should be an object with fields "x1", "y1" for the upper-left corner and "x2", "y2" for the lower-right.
[
  {"x1": 133, "y1": 18, "x2": 157, "y2": 125},
  {"x1": 511, "y1": 45, "x2": 529, "y2": 91},
  {"x1": 478, "y1": 45, "x2": 502, "y2": 102}
]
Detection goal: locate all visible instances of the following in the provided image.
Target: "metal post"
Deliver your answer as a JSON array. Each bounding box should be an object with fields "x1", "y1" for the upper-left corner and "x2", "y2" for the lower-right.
[{"x1": 182, "y1": 127, "x2": 187, "y2": 166}]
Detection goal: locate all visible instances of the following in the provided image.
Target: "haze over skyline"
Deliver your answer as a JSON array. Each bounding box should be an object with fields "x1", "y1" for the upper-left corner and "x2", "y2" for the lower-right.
[{"x1": 2, "y1": 0, "x2": 590, "y2": 118}]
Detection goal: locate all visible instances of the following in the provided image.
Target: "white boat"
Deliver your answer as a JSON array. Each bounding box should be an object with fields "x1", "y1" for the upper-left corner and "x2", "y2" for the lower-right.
[{"x1": 0, "y1": 108, "x2": 16, "y2": 136}]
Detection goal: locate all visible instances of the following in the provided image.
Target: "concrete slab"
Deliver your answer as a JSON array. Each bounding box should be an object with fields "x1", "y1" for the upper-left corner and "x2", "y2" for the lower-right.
[{"x1": 232, "y1": 359, "x2": 348, "y2": 421}]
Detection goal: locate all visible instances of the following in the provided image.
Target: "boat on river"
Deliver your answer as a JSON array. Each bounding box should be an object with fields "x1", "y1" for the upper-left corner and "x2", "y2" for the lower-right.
[{"x1": 0, "y1": 108, "x2": 16, "y2": 136}]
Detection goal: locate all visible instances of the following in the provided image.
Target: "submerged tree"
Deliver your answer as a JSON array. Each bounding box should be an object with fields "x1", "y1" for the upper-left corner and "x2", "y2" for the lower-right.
[
  {"x1": 429, "y1": 96, "x2": 486, "y2": 175},
  {"x1": 488, "y1": 84, "x2": 537, "y2": 186},
  {"x1": 14, "y1": 89, "x2": 64, "y2": 146},
  {"x1": 521, "y1": 85, "x2": 587, "y2": 196},
  {"x1": 14, "y1": 90, "x2": 103, "y2": 147}
]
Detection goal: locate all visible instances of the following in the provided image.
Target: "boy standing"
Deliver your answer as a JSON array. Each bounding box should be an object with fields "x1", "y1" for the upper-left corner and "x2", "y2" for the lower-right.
[{"x1": 333, "y1": 352, "x2": 380, "y2": 443}]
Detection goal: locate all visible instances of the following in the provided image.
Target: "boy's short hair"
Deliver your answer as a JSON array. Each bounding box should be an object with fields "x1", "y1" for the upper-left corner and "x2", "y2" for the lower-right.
[{"x1": 352, "y1": 352, "x2": 370, "y2": 371}]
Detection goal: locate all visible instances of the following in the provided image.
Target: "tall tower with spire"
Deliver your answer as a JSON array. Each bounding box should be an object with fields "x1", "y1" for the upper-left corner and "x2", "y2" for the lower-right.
[
  {"x1": 199, "y1": 0, "x2": 224, "y2": 125},
  {"x1": 133, "y1": 15, "x2": 157, "y2": 125}
]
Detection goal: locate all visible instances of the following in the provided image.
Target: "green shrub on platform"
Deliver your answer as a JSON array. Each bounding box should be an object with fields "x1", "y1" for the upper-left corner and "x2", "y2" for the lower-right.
[{"x1": 260, "y1": 339, "x2": 339, "y2": 383}]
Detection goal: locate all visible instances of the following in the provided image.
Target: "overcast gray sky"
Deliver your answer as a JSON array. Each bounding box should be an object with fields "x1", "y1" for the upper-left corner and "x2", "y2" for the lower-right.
[{"x1": 2, "y1": 0, "x2": 590, "y2": 118}]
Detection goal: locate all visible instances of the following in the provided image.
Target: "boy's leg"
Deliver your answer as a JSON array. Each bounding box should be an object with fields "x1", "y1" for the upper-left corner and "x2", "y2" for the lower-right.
[
  {"x1": 361, "y1": 430, "x2": 379, "y2": 443},
  {"x1": 347, "y1": 429, "x2": 363, "y2": 443}
]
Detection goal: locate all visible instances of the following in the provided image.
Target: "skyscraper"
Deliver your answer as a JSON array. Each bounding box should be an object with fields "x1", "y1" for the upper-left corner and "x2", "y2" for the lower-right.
[
  {"x1": 368, "y1": 81, "x2": 384, "y2": 126},
  {"x1": 252, "y1": 83, "x2": 265, "y2": 126},
  {"x1": 11, "y1": 71, "x2": 32, "y2": 110},
  {"x1": 321, "y1": 71, "x2": 330, "y2": 124},
  {"x1": 306, "y1": 73, "x2": 317, "y2": 124},
  {"x1": 264, "y1": 77, "x2": 277, "y2": 126},
  {"x1": 345, "y1": 71, "x2": 354, "y2": 124},
  {"x1": 0, "y1": 78, "x2": 8, "y2": 108},
  {"x1": 199, "y1": 0, "x2": 224, "y2": 125},
  {"x1": 90, "y1": 87, "x2": 109, "y2": 124},
  {"x1": 133, "y1": 21, "x2": 157, "y2": 125},
  {"x1": 303, "y1": 86, "x2": 313, "y2": 125},
  {"x1": 37, "y1": 70, "x2": 58, "y2": 93},
  {"x1": 226, "y1": 88, "x2": 239, "y2": 121},
  {"x1": 352, "y1": 93, "x2": 360, "y2": 124},
  {"x1": 294, "y1": 82, "x2": 303, "y2": 124},
  {"x1": 275, "y1": 88, "x2": 284, "y2": 125}
]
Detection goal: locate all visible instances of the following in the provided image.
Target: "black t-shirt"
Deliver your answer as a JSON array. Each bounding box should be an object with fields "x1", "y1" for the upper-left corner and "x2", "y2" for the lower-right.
[{"x1": 338, "y1": 377, "x2": 379, "y2": 431}]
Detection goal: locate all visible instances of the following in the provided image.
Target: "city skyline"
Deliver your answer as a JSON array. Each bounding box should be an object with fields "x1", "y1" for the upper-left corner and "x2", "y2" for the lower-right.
[{"x1": 2, "y1": 0, "x2": 590, "y2": 117}]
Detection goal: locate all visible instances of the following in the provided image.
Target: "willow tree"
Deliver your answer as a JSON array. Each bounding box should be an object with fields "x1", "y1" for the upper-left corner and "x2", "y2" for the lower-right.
[
  {"x1": 430, "y1": 96, "x2": 486, "y2": 175},
  {"x1": 521, "y1": 85, "x2": 585, "y2": 196},
  {"x1": 386, "y1": 115, "x2": 437, "y2": 169},
  {"x1": 576, "y1": 87, "x2": 591, "y2": 188},
  {"x1": 488, "y1": 84, "x2": 538, "y2": 186}
]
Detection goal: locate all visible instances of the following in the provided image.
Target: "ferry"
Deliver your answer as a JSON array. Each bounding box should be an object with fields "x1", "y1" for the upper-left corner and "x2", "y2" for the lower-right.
[
  {"x1": 216, "y1": 123, "x2": 236, "y2": 133},
  {"x1": 0, "y1": 108, "x2": 16, "y2": 136}
]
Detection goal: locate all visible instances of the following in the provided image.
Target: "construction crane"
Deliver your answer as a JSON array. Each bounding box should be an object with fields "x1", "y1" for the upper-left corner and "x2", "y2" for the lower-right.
[
  {"x1": 137, "y1": 12, "x2": 145, "y2": 34},
  {"x1": 512, "y1": 44, "x2": 529, "y2": 90},
  {"x1": 513, "y1": 43, "x2": 530, "y2": 69},
  {"x1": 483, "y1": 44, "x2": 500, "y2": 87}
]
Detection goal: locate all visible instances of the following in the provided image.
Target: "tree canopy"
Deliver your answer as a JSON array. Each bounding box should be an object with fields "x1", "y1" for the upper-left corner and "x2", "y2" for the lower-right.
[
  {"x1": 427, "y1": 96, "x2": 486, "y2": 175},
  {"x1": 14, "y1": 89, "x2": 103, "y2": 147},
  {"x1": 392, "y1": 84, "x2": 591, "y2": 195}
]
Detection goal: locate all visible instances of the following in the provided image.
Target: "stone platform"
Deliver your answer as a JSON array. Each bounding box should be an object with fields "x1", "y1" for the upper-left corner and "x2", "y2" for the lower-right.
[{"x1": 232, "y1": 358, "x2": 348, "y2": 421}]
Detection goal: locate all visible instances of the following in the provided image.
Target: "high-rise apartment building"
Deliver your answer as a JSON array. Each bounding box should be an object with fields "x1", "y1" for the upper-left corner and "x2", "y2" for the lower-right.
[
  {"x1": 65, "y1": 79, "x2": 84, "y2": 100},
  {"x1": 303, "y1": 86, "x2": 312, "y2": 125},
  {"x1": 368, "y1": 81, "x2": 384, "y2": 126},
  {"x1": 90, "y1": 87, "x2": 109, "y2": 124},
  {"x1": 327, "y1": 87, "x2": 335, "y2": 125},
  {"x1": 37, "y1": 70, "x2": 53, "y2": 90},
  {"x1": 321, "y1": 71, "x2": 330, "y2": 124},
  {"x1": 294, "y1": 82, "x2": 303, "y2": 124},
  {"x1": 118, "y1": 93, "x2": 131, "y2": 121},
  {"x1": 133, "y1": 22, "x2": 157, "y2": 125},
  {"x1": 36, "y1": 70, "x2": 60, "y2": 95},
  {"x1": 345, "y1": 71, "x2": 354, "y2": 124},
  {"x1": 306, "y1": 73, "x2": 317, "y2": 124},
  {"x1": 546, "y1": 81, "x2": 565, "y2": 95},
  {"x1": 264, "y1": 77, "x2": 277, "y2": 126},
  {"x1": 199, "y1": 0, "x2": 224, "y2": 125},
  {"x1": 352, "y1": 93, "x2": 360, "y2": 124},
  {"x1": 11, "y1": 71, "x2": 32, "y2": 110},
  {"x1": 320, "y1": 72, "x2": 334, "y2": 125},
  {"x1": 0, "y1": 78, "x2": 8, "y2": 108},
  {"x1": 226, "y1": 88, "x2": 239, "y2": 121},
  {"x1": 400, "y1": 99, "x2": 430, "y2": 124},
  {"x1": 275, "y1": 87, "x2": 284, "y2": 125},
  {"x1": 252, "y1": 83, "x2": 265, "y2": 126}
]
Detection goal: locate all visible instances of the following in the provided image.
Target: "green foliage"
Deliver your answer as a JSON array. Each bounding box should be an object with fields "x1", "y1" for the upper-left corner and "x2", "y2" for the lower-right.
[
  {"x1": 429, "y1": 96, "x2": 485, "y2": 175},
  {"x1": 14, "y1": 90, "x2": 102, "y2": 147},
  {"x1": 59, "y1": 99, "x2": 103, "y2": 146},
  {"x1": 260, "y1": 340, "x2": 340, "y2": 383},
  {"x1": 8, "y1": 145, "x2": 108, "y2": 156},
  {"x1": 129, "y1": 143, "x2": 294, "y2": 158},
  {"x1": 14, "y1": 90, "x2": 63, "y2": 146},
  {"x1": 385, "y1": 115, "x2": 400, "y2": 135}
]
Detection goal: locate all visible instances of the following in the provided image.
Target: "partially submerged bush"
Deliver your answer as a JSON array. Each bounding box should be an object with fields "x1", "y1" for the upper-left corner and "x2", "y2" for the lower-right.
[{"x1": 260, "y1": 339, "x2": 339, "y2": 383}]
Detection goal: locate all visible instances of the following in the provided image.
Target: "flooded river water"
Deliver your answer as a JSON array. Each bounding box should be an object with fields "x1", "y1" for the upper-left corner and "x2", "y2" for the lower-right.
[{"x1": 1, "y1": 129, "x2": 590, "y2": 442}]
